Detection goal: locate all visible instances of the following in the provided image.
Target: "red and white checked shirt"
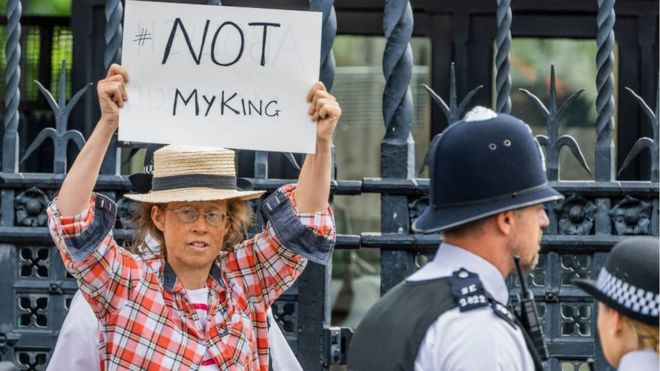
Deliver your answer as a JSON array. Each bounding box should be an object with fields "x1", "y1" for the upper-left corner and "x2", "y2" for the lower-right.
[{"x1": 48, "y1": 184, "x2": 335, "y2": 370}]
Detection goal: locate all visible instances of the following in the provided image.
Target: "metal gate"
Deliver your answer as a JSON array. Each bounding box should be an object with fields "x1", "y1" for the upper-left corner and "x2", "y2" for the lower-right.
[{"x1": 0, "y1": 0, "x2": 658, "y2": 370}]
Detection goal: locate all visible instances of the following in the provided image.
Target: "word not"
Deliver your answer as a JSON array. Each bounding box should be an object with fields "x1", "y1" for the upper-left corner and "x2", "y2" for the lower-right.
[
  {"x1": 162, "y1": 18, "x2": 281, "y2": 67},
  {"x1": 172, "y1": 88, "x2": 280, "y2": 117}
]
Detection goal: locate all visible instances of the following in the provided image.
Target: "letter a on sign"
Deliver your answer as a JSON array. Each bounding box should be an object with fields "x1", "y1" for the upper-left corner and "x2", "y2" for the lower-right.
[{"x1": 120, "y1": 0, "x2": 321, "y2": 153}]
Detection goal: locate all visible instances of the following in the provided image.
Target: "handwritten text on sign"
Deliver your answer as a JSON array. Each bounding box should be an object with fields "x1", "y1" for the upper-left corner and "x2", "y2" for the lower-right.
[{"x1": 119, "y1": 1, "x2": 321, "y2": 153}]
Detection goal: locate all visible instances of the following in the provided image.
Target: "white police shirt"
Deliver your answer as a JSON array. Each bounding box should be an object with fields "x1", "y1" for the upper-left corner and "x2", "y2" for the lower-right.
[
  {"x1": 618, "y1": 349, "x2": 659, "y2": 371},
  {"x1": 408, "y1": 243, "x2": 536, "y2": 371}
]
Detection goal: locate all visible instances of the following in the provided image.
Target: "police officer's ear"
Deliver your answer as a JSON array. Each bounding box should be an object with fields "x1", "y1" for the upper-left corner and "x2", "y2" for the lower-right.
[
  {"x1": 495, "y1": 210, "x2": 516, "y2": 236},
  {"x1": 599, "y1": 303, "x2": 627, "y2": 338}
]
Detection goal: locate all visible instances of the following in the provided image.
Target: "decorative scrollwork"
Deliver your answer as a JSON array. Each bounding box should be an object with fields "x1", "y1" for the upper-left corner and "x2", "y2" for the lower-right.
[
  {"x1": 18, "y1": 295, "x2": 48, "y2": 328},
  {"x1": 561, "y1": 254, "x2": 592, "y2": 286},
  {"x1": 408, "y1": 196, "x2": 429, "y2": 232},
  {"x1": 519, "y1": 66, "x2": 591, "y2": 180},
  {"x1": 556, "y1": 195, "x2": 597, "y2": 235},
  {"x1": 271, "y1": 300, "x2": 298, "y2": 335},
  {"x1": 65, "y1": 295, "x2": 74, "y2": 312},
  {"x1": 16, "y1": 351, "x2": 48, "y2": 371},
  {"x1": 526, "y1": 254, "x2": 546, "y2": 288},
  {"x1": 618, "y1": 85, "x2": 659, "y2": 181},
  {"x1": 15, "y1": 187, "x2": 50, "y2": 227},
  {"x1": 418, "y1": 64, "x2": 482, "y2": 176},
  {"x1": 19, "y1": 247, "x2": 49, "y2": 278},
  {"x1": 609, "y1": 195, "x2": 652, "y2": 235},
  {"x1": 0, "y1": 323, "x2": 20, "y2": 351},
  {"x1": 559, "y1": 360, "x2": 593, "y2": 371},
  {"x1": 509, "y1": 253, "x2": 546, "y2": 289},
  {"x1": 560, "y1": 303, "x2": 592, "y2": 336},
  {"x1": 21, "y1": 60, "x2": 91, "y2": 173}
]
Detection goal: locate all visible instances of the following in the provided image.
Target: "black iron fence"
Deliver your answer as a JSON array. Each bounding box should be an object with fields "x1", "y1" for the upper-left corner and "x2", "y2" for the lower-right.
[{"x1": 0, "y1": 0, "x2": 658, "y2": 370}]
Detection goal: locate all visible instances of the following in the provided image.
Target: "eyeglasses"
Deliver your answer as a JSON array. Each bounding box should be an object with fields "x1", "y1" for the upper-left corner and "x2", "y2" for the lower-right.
[{"x1": 167, "y1": 206, "x2": 228, "y2": 226}]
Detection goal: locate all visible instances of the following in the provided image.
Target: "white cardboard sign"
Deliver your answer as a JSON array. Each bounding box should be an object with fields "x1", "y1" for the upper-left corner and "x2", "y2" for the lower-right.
[{"x1": 119, "y1": 0, "x2": 321, "y2": 153}]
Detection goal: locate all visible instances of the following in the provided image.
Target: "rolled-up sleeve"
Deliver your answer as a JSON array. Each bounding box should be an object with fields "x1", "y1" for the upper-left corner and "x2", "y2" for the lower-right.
[
  {"x1": 48, "y1": 193, "x2": 142, "y2": 320},
  {"x1": 223, "y1": 184, "x2": 335, "y2": 306}
]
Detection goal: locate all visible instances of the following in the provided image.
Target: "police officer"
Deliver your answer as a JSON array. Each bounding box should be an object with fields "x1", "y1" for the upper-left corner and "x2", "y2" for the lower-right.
[
  {"x1": 347, "y1": 106, "x2": 563, "y2": 371},
  {"x1": 574, "y1": 237, "x2": 659, "y2": 371}
]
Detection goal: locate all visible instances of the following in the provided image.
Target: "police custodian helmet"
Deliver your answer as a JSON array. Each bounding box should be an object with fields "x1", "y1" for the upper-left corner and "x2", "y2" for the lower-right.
[{"x1": 412, "y1": 107, "x2": 564, "y2": 233}]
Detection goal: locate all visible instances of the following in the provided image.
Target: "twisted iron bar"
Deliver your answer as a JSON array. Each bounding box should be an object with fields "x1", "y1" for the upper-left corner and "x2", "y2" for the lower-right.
[
  {"x1": 595, "y1": 0, "x2": 616, "y2": 181},
  {"x1": 310, "y1": 0, "x2": 337, "y2": 91},
  {"x1": 495, "y1": 0, "x2": 512, "y2": 114},
  {"x1": 104, "y1": 0, "x2": 123, "y2": 69},
  {"x1": 519, "y1": 65, "x2": 592, "y2": 181},
  {"x1": 3, "y1": 0, "x2": 21, "y2": 172},
  {"x1": 275, "y1": 0, "x2": 339, "y2": 173},
  {"x1": 382, "y1": 0, "x2": 414, "y2": 143}
]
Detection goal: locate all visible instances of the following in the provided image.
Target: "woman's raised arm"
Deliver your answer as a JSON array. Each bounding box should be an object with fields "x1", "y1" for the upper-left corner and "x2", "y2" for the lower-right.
[
  {"x1": 57, "y1": 64, "x2": 128, "y2": 216},
  {"x1": 294, "y1": 81, "x2": 340, "y2": 213}
]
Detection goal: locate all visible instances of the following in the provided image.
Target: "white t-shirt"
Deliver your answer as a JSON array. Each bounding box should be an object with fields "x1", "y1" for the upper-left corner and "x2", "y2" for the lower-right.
[{"x1": 186, "y1": 287, "x2": 216, "y2": 370}]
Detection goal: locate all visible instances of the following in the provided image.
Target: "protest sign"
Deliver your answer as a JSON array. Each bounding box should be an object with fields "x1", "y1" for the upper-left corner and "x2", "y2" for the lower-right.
[{"x1": 119, "y1": 0, "x2": 321, "y2": 153}]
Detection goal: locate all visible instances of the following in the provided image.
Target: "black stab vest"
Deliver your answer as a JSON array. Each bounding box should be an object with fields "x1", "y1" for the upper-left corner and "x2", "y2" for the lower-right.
[{"x1": 346, "y1": 275, "x2": 544, "y2": 371}]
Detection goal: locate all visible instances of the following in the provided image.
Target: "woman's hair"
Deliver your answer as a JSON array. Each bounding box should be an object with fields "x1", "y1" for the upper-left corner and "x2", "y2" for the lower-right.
[
  {"x1": 622, "y1": 315, "x2": 660, "y2": 354},
  {"x1": 130, "y1": 199, "x2": 254, "y2": 258}
]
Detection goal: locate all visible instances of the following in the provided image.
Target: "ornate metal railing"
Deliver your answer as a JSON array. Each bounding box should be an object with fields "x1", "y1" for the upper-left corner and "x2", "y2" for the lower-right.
[{"x1": 0, "y1": 0, "x2": 657, "y2": 370}]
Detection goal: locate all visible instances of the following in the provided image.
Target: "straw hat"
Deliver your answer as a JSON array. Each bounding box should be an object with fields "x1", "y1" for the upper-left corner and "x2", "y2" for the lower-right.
[{"x1": 124, "y1": 145, "x2": 265, "y2": 203}]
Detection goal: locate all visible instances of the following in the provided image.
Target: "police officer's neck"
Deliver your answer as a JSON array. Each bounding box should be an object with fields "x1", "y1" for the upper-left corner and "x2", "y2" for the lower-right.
[{"x1": 443, "y1": 232, "x2": 514, "y2": 279}]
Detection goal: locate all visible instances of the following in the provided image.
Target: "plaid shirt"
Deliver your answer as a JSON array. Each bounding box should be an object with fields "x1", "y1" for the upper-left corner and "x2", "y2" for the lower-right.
[{"x1": 48, "y1": 184, "x2": 335, "y2": 371}]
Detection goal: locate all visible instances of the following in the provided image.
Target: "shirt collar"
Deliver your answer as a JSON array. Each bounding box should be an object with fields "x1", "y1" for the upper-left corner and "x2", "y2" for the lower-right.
[
  {"x1": 162, "y1": 259, "x2": 226, "y2": 293},
  {"x1": 618, "y1": 349, "x2": 659, "y2": 371},
  {"x1": 408, "y1": 243, "x2": 509, "y2": 303},
  {"x1": 162, "y1": 260, "x2": 183, "y2": 293}
]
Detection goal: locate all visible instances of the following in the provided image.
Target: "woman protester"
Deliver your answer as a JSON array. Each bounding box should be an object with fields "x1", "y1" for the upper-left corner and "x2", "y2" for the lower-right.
[
  {"x1": 48, "y1": 64, "x2": 339, "y2": 370},
  {"x1": 574, "y1": 237, "x2": 659, "y2": 371}
]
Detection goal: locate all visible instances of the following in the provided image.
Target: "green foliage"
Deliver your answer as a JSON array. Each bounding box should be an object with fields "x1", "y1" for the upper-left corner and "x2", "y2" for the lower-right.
[
  {"x1": 0, "y1": 0, "x2": 71, "y2": 16},
  {"x1": 510, "y1": 38, "x2": 600, "y2": 127}
]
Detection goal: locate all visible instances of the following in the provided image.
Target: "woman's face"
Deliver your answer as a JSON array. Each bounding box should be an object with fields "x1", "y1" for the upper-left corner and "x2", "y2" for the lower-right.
[{"x1": 152, "y1": 200, "x2": 229, "y2": 272}]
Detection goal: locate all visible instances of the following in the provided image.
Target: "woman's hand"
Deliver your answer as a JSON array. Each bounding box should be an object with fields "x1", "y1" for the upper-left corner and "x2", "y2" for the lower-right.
[
  {"x1": 307, "y1": 81, "x2": 341, "y2": 146},
  {"x1": 97, "y1": 64, "x2": 129, "y2": 130}
]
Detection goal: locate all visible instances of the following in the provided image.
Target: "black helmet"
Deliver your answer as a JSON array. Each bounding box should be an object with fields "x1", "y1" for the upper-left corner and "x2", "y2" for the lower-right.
[
  {"x1": 413, "y1": 107, "x2": 563, "y2": 233},
  {"x1": 574, "y1": 237, "x2": 660, "y2": 326}
]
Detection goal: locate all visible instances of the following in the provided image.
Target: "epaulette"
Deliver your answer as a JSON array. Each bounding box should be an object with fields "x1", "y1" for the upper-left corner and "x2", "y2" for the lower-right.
[
  {"x1": 448, "y1": 268, "x2": 518, "y2": 329},
  {"x1": 448, "y1": 268, "x2": 489, "y2": 311}
]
